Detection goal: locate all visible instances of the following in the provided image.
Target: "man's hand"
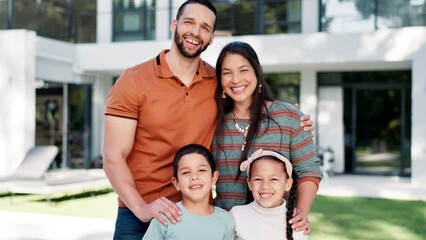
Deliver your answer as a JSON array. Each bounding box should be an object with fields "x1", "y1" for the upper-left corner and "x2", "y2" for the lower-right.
[
  {"x1": 300, "y1": 114, "x2": 315, "y2": 133},
  {"x1": 289, "y1": 208, "x2": 311, "y2": 235},
  {"x1": 138, "y1": 197, "x2": 182, "y2": 225}
]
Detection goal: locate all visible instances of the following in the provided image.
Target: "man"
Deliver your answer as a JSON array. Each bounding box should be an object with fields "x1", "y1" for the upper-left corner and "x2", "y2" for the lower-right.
[{"x1": 103, "y1": 1, "x2": 313, "y2": 239}]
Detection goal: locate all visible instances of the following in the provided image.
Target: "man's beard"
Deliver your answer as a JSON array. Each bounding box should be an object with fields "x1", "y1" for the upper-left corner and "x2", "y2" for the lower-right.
[{"x1": 174, "y1": 28, "x2": 209, "y2": 58}]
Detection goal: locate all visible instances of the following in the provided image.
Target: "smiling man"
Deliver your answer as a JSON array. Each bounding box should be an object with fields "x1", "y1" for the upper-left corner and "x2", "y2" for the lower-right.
[{"x1": 102, "y1": 1, "x2": 218, "y2": 239}]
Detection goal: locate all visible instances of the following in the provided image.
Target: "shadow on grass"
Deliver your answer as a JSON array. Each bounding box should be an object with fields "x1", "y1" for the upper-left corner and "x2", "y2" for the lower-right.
[
  {"x1": 311, "y1": 195, "x2": 426, "y2": 240},
  {"x1": 34, "y1": 188, "x2": 114, "y2": 203},
  {"x1": 0, "y1": 192, "x2": 12, "y2": 198},
  {"x1": 0, "y1": 192, "x2": 30, "y2": 198}
]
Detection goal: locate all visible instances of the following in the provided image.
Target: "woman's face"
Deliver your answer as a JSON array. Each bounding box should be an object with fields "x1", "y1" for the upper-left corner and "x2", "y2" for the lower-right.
[{"x1": 220, "y1": 53, "x2": 257, "y2": 108}]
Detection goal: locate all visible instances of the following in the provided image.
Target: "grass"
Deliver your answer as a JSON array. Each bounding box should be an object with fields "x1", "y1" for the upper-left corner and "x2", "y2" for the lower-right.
[
  {"x1": 0, "y1": 190, "x2": 425, "y2": 240},
  {"x1": 310, "y1": 196, "x2": 426, "y2": 240},
  {"x1": 0, "y1": 188, "x2": 117, "y2": 219}
]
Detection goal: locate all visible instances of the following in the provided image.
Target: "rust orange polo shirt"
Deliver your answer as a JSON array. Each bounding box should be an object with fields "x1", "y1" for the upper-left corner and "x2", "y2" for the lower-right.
[{"x1": 105, "y1": 50, "x2": 217, "y2": 206}]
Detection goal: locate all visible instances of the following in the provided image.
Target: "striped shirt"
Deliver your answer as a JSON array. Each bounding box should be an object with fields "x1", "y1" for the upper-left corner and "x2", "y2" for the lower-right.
[{"x1": 212, "y1": 101, "x2": 322, "y2": 211}]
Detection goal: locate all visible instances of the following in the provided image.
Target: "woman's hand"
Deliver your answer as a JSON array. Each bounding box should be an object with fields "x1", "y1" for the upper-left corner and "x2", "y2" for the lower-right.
[{"x1": 289, "y1": 208, "x2": 311, "y2": 235}]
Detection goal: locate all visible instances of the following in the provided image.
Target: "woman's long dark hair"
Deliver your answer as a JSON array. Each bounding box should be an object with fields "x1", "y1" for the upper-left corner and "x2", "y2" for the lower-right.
[{"x1": 214, "y1": 41, "x2": 277, "y2": 179}]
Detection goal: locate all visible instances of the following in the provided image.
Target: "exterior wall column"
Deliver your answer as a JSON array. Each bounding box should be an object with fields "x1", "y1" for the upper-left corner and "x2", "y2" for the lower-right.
[
  {"x1": 97, "y1": 0, "x2": 113, "y2": 43},
  {"x1": 156, "y1": 0, "x2": 172, "y2": 40},
  {"x1": 0, "y1": 30, "x2": 36, "y2": 176},
  {"x1": 300, "y1": 69, "x2": 318, "y2": 141},
  {"x1": 411, "y1": 45, "x2": 426, "y2": 186},
  {"x1": 302, "y1": 0, "x2": 319, "y2": 33}
]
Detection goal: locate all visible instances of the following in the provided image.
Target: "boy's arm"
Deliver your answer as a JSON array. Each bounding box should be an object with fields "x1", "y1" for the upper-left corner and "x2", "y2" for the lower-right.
[{"x1": 142, "y1": 219, "x2": 167, "y2": 240}]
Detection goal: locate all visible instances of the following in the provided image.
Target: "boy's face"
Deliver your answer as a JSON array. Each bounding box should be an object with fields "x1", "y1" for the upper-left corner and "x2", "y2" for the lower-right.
[
  {"x1": 247, "y1": 158, "x2": 293, "y2": 208},
  {"x1": 172, "y1": 153, "x2": 218, "y2": 203}
]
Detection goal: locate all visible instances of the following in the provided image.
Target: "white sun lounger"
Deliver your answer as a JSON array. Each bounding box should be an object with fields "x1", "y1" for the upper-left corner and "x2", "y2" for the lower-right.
[{"x1": 1, "y1": 145, "x2": 110, "y2": 200}]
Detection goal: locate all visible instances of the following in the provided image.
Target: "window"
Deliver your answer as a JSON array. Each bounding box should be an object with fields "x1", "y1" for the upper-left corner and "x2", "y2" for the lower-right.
[
  {"x1": 71, "y1": 0, "x2": 97, "y2": 43},
  {"x1": 1, "y1": 0, "x2": 96, "y2": 43},
  {"x1": 113, "y1": 0, "x2": 156, "y2": 42},
  {"x1": 265, "y1": 72, "x2": 300, "y2": 104},
  {"x1": 320, "y1": 0, "x2": 426, "y2": 33},
  {"x1": 0, "y1": 0, "x2": 7, "y2": 29},
  {"x1": 212, "y1": 0, "x2": 301, "y2": 36}
]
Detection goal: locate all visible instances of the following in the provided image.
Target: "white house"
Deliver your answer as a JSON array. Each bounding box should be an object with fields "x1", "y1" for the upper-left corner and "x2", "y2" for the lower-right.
[{"x1": 0, "y1": 0, "x2": 425, "y2": 186}]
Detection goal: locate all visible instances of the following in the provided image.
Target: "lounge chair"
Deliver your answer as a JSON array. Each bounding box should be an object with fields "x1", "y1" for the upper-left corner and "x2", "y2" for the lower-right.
[{"x1": 1, "y1": 145, "x2": 110, "y2": 200}]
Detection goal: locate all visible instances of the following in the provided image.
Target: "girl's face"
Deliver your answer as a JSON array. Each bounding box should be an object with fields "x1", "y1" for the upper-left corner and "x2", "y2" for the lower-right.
[
  {"x1": 172, "y1": 153, "x2": 218, "y2": 204},
  {"x1": 247, "y1": 158, "x2": 293, "y2": 208},
  {"x1": 220, "y1": 53, "x2": 257, "y2": 108}
]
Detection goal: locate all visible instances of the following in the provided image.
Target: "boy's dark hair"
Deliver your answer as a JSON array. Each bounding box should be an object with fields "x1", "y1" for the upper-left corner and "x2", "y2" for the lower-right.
[
  {"x1": 173, "y1": 144, "x2": 216, "y2": 178},
  {"x1": 175, "y1": 0, "x2": 217, "y2": 31}
]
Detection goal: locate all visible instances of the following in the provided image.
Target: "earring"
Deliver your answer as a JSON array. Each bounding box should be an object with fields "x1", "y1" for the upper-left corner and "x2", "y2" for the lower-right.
[
  {"x1": 222, "y1": 90, "x2": 227, "y2": 99},
  {"x1": 259, "y1": 84, "x2": 262, "y2": 93}
]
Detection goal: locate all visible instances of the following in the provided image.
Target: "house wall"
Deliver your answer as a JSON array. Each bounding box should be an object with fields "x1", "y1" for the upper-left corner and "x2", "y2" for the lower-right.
[
  {"x1": 411, "y1": 45, "x2": 426, "y2": 187},
  {"x1": 0, "y1": 30, "x2": 36, "y2": 177}
]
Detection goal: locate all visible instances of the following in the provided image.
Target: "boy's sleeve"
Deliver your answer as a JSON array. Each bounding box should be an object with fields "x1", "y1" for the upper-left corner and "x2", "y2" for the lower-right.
[{"x1": 142, "y1": 219, "x2": 167, "y2": 240}]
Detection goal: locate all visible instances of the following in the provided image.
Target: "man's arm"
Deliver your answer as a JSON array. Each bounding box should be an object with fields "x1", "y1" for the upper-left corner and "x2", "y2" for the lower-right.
[{"x1": 103, "y1": 115, "x2": 181, "y2": 225}]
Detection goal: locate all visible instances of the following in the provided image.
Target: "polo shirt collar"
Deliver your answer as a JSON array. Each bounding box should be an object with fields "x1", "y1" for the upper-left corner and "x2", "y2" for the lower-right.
[{"x1": 154, "y1": 49, "x2": 215, "y2": 80}]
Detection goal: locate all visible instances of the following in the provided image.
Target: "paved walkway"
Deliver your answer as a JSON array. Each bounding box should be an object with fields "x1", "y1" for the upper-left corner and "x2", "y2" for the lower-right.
[
  {"x1": 318, "y1": 174, "x2": 426, "y2": 201},
  {"x1": 1, "y1": 175, "x2": 425, "y2": 240},
  {"x1": 0, "y1": 211, "x2": 114, "y2": 240}
]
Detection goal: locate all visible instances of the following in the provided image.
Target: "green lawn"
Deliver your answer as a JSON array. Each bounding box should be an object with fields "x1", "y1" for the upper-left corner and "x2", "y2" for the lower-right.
[
  {"x1": 0, "y1": 190, "x2": 425, "y2": 240},
  {"x1": 310, "y1": 196, "x2": 426, "y2": 240},
  {"x1": 0, "y1": 188, "x2": 117, "y2": 219}
]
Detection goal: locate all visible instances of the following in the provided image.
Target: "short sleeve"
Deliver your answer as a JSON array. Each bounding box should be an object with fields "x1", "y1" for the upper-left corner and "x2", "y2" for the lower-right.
[
  {"x1": 105, "y1": 69, "x2": 140, "y2": 119},
  {"x1": 142, "y1": 219, "x2": 167, "y2": 240}
]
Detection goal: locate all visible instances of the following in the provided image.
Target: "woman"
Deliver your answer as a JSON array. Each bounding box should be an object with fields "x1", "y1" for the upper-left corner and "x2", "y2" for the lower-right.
[{"x1": 212, "y1": 41, "x2": 321, "y2": 234}]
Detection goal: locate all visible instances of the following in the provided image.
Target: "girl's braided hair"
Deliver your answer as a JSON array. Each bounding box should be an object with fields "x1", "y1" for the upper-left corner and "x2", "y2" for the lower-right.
[{"x1": 286, "y1": 170, "x2": 298, "y2": 240}]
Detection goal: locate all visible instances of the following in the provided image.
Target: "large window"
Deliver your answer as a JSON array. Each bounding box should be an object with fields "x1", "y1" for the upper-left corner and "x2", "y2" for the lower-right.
[
  {"x1": 212, "y1": 0, "x2": 301, "y2": 36},
  {"x1": 318, "y1": 71, "x2": 412, "y2": 176},
  {"x1": 265, "y1": 72, "x2": 300, "y2": 104},
  {"x1": 320, "y1": 0, "x2": 426, "y2": 33},
  {"x1": 0, "y1": 0, "x2": 96, "y2": 43},
  {"x1": 113, "y1": 0, "x2": 156, "y2": 42},
  {"x1": 0, "y1": 0, "x2": 7, "y2": 29}
]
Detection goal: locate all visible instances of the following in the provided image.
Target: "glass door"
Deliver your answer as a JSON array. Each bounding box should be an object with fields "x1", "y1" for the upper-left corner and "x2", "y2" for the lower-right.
[
  {"x1": 67, "y1": 84, "x2": 92, "y2": 169},
  {"x1": 36, "y1": 82, "x2": 92, "y2": 169},
  {"x1": 352, "y1": 88, "x2": 411, "y2": 175}
]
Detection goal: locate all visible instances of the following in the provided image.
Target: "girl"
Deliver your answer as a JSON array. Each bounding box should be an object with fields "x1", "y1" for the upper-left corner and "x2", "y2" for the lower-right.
[
  {"x1": 230, "y1": 149, "x2": 307, "y2": 240},
  {"x1": 212, "y1": 41, "x2": 321, "y2": 234}
]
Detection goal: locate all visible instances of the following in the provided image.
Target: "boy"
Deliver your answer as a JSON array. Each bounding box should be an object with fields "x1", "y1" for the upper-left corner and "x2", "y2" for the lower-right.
[{"x1": 142, "y1": 144, "x2": 235, "y2": 240}]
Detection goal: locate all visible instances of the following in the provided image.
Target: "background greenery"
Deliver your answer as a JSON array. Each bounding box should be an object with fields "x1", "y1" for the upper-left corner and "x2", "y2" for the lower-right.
[{"x1": 0, "y1": 190, "x2": 424, "y2": 240}]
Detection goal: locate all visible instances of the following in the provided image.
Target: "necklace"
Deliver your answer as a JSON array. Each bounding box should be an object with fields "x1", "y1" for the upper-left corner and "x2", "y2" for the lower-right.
[{"x1": 232, "y1": 113, "x2": 250, "y2": 151}]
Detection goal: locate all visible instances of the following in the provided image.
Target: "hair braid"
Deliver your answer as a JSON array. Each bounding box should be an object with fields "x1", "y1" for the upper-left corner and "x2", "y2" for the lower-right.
[{"x1": 286, "y1": 170, "x2": 298, "y2": 240}]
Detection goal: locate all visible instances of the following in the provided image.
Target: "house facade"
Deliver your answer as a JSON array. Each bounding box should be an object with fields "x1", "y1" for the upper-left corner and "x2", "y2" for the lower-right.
[{"x1": 0, "y1": 0, "x2": 425, "y2": 186}]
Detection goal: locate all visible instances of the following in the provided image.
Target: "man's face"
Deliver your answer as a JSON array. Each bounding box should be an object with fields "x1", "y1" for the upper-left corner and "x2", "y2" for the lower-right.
[{"x1": 172, "y1": 3, "x2": 215, "y2": 58}]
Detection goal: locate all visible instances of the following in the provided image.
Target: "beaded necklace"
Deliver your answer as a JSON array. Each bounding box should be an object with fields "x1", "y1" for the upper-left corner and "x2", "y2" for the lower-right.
[{"x1": 232, "y1": 113, "x2": 250, "y2": 151}]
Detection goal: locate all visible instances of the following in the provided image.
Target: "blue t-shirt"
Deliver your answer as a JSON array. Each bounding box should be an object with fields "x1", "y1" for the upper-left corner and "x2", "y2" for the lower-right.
[{"x1": 142, "y1": 201, "x2": 235, "y2": 240}]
